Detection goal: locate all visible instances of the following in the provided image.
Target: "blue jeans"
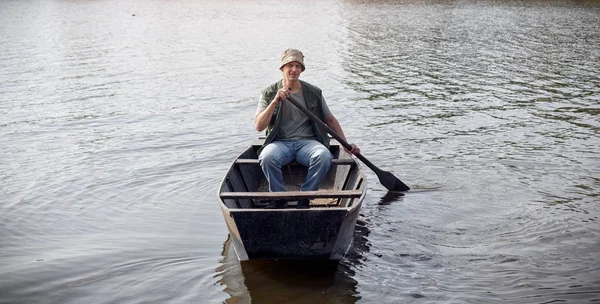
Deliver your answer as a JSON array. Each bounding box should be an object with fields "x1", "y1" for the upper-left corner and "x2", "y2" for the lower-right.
[{"x1": 258, "y1": 139, "x2": 333, "y2": 192}]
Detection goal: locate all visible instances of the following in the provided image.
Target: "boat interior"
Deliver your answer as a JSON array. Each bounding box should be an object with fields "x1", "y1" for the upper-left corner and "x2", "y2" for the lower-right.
[{"x1": 219, "y1": 139, "x2": 365, "y2": 209}]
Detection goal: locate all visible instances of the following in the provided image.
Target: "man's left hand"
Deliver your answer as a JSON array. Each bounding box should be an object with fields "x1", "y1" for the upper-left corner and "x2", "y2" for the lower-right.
[{"x1": 346, "y1": 143, "x2": 360, "y2": 155}]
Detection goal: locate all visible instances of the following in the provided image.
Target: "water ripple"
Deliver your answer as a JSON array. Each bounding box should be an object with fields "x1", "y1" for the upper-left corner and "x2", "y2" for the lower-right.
[{"x1": 1, "y1": 1, "x2": 600, "y2": 303}]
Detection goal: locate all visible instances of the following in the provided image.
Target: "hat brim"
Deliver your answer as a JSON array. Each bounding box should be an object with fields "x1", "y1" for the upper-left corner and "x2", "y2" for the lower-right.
[{"x1": 279, "y1": 60, "x2": 305, "y2": 71}]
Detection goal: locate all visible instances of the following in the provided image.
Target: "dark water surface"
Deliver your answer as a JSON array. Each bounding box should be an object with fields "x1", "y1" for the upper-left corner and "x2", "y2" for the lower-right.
[{"x1": 1, "y1": 0, "x2": 599, "y2": 303}]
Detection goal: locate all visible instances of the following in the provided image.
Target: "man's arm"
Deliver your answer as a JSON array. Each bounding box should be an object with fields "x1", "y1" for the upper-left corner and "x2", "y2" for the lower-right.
[
  {"x1": 324, "y1": 114, "x2": 361, "y2": 154},
  {"x1": 254, "y1": 100, "x2": 279, "y2": 131},
  {"x1": 255, "y1": 88, "x2": 291, "y2": 131}
]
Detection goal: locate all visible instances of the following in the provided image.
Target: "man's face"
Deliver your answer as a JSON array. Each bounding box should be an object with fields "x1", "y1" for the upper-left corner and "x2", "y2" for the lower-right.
[{"x1": 281, "y1": 62, "x2": 304, "y2": 80}]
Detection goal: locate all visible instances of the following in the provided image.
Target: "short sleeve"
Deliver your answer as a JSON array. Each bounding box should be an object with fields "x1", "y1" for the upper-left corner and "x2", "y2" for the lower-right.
[
  {"x1": 256, "y1": 93, "x2": 269, "y2": 115},
  {"x1": 321, "y1": 94, "x2": 332, "y2": 117}
]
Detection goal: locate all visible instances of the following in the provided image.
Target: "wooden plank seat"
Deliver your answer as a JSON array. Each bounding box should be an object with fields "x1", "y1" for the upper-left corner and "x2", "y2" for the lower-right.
[
  {"x1": 234, "y1": 158, "x2": 356, "y2": 165},
  {"x1": 220, "y1": 190, "x2": 362, "y2": 200}
]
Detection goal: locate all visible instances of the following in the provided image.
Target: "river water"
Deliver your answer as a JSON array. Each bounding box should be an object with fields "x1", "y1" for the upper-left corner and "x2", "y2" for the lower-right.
[{"x1": 1, "y1": 0, "x2": 599, "y2": 303}]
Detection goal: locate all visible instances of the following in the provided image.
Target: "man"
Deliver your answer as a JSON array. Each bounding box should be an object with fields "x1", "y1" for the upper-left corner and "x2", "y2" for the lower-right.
[{"x1": 254, "y1": 48, "x2": 360, "y2": 209}]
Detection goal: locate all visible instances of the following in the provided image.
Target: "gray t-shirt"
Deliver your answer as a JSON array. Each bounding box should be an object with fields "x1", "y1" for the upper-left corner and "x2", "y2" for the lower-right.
[{"x1": 256, "y1": 90, "x2": 332, "y2": 141}]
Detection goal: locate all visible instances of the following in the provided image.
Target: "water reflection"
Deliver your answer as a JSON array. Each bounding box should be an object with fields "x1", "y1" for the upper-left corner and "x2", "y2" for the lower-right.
[
  {"x1": 216, "y1": 216, "x2": 376, "y2": 303},
  {"x1": 339, "y1": 219, "x2": 372, "y2": 269},
  {"x1": 378, "y1": 191, "x2": 405, "y2": 205},
  {"x1": 217, "y1": 235, "x2": 361, "y2": 303}
]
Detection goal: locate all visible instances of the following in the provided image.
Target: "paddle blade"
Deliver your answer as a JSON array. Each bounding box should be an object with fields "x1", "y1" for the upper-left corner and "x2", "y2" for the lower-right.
[{"x1": 376, "y1": 169, "x2": 410, "y2": 192}]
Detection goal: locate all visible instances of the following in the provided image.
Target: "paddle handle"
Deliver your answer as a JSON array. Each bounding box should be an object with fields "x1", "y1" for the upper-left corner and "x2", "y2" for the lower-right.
[
  {"x1": 286, "y1": 96, "x2": 351, "y2": 147},
  {"x1": 286, "y1": 95, "x2": 377, "y2": 170},
  {"x1": 286, "y1": 94, "x2": 410, "y2": 191}
]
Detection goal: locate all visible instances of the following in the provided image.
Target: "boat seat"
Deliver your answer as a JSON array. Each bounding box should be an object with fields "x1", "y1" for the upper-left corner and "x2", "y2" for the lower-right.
[
  {"x1": 234, "y1": 158, "x2": 355, "y2": 165},
  {"x1": 220, "y1": 189, "x2": 362, "y2": 200}
]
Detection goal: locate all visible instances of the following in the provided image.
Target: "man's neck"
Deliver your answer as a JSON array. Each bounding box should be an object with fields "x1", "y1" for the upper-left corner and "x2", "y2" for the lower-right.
[{"x1": 282, "y1": 79, "x2": 301, "y2": 93}]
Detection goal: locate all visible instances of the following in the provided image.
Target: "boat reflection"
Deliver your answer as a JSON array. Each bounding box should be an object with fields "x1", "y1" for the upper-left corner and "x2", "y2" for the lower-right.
[{"x1": 217, "y1": 218, "x2": 373, "y2": 303}]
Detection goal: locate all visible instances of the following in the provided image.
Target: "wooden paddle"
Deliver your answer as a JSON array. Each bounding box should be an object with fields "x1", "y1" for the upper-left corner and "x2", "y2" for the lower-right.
[{"x1": 286, "y1": 95, "x2": 410, "y2": 192}]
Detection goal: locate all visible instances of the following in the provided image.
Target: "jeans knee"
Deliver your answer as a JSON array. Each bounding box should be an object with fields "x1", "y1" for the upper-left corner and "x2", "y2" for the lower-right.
[
  {"x1": 311, "y1": 150, "x2": 332, "y2": 166},
  {"x1": 259, "y1": 152, "x2": 280, "y2": 167}
]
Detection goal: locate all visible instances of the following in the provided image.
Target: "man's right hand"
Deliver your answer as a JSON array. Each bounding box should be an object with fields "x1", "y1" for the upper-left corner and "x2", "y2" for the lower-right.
[{"x1": 274, "y1": 87, "x2": 291, "y2": 103}]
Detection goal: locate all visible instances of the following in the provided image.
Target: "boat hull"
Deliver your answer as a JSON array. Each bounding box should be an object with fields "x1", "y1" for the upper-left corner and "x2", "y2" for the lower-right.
[
  {"x1": 223, "y1": 203, "x2": 361, "y2": 260},
  {"x1": 218, "y1": 138, "x2": 366, "y2": 261}
]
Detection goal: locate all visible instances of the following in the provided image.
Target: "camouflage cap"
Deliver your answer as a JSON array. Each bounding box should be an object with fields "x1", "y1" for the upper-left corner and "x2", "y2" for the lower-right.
[{"x1": 279, "y1": 48, "x2": 305, "y2": 71}]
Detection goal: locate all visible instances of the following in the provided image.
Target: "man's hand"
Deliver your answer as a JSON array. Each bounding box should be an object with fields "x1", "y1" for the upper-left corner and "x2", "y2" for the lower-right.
[
  {"x1": 346, "y1": 143, "x2": 360, "y2": 155},
  {"x1": 274, "y1": 87, "x2": 291, "y2": 103}
]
